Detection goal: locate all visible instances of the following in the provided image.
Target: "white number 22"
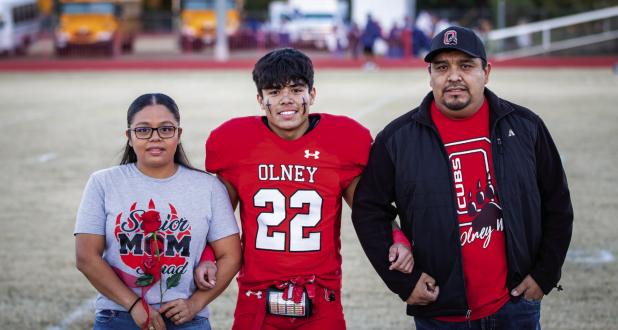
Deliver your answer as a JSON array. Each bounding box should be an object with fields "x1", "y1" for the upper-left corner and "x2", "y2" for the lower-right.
[{"x1": 253, "y1": 189, "x2": 322, "y2": 252}]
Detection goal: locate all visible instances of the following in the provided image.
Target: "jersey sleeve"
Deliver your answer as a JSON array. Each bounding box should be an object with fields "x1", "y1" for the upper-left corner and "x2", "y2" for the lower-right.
[
  {"x1": 205, "y1": 126, "x2": 227, "y2": 174},
  {"x1": 199, "y1": 243, "x2": 216, "y2": 262},
  {"x1": 337, "y1": 118, "x2": 373, "y2": 189},
  {"x1": 205, "y1": 118, "x2": 252, "y2": 185}
]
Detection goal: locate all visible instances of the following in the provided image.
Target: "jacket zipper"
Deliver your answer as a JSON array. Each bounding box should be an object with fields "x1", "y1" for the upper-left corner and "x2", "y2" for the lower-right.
[
  {"x1": 492, "y1": 119, "x2": 513, "y2": 290},
  {"x1": 495, "y1": 137, "x2": 505, "y2": 194},
  {"x1": 466, "y1": 309, "x2": 472, "y2": 327}
]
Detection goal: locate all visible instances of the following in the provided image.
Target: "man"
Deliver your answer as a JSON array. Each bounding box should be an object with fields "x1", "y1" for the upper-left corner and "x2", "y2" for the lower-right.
[
  {"x1": 361, "y1": 14, "x2": 382, "y2": 69},
  {"x1": 352, "y1": 26, "x2": 573, "y2": 329},
  {"x1": 201, "y1": 48, "x2": 412, "y2": 329}
]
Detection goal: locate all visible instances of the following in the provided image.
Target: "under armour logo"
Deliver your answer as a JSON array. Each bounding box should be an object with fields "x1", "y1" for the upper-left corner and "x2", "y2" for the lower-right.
[
  {"x1": 304, "y1": 150, "x2": 320, "y2": 159},
  {"x1": 246, "y1": 290, "x2": 262, "y2": 299},
  {"x1": 443, "y1": 30, "x2": 457, "y2": 45},
  {"x1": 508, "y1": 129, "x2": 516, "y2": 137}
]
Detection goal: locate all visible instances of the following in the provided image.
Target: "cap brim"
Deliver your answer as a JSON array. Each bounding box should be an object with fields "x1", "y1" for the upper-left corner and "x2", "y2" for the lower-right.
[{"x1": 424, "y1": 47, "x2": 483, "y2": 63}]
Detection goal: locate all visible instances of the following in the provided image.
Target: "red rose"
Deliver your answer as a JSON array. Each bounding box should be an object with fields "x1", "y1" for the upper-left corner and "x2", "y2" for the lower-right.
[
  {"x1": 141, "y1": 210, "x2": 161, "y2": 233},
  {"x1": 141, "y1": 255, "x2": 161, "y2": 282},
  {"x1": 146, "y1": 234, "x2": 165, "y2": 256}
]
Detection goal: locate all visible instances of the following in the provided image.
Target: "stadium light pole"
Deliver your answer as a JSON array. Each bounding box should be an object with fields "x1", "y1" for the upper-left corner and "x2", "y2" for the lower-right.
[
  {"x1": 497, "y1": 0, "x2": 506, "y2": 29},
  {"x1": 495, "y1": 0, "x2": 506, "y2": 53},
  {"x1": 214, "y1": 0, "x2": 229, "y2": 61},
  {"x1": 172, "y1": 0, "x2": 180, "y2": 33}
]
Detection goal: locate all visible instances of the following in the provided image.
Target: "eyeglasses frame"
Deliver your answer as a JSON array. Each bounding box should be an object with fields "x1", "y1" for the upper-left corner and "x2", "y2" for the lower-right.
[{"x1": 127, "y1": 126, "x2": 179, "y2": 140}]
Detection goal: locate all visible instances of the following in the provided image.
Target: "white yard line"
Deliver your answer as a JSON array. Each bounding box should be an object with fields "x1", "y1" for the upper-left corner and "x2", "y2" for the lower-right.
[
  {"x1": 566, "y1": 249, "x2": 615, "y2": 265},
  {"x1": 35, "y1": 152, "x2": 58, "y2": 163},
  {"x1": 0, "y1": 112, "x2": 51, "y2": 128},
  {"x1": 47, "y1": 297, "x2": 96, "y2": 330},
  {"x1": 350, "y1": 92, "x2": 410, "y2": 121}
]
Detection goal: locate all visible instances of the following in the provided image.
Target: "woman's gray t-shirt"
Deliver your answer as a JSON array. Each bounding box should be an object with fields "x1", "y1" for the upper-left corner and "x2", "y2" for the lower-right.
[{"x1": 75, "y1": 163, "x2": 239, "y2": 317}]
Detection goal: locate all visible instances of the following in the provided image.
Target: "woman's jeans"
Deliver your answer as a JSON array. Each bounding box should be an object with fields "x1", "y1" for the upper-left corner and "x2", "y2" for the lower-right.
[
  {"x1": 93, "y1": 310, "x2": 211, "y2": 330},
  {"x1": 414, "y1": 298, "x2": 541, "y2": 330}
]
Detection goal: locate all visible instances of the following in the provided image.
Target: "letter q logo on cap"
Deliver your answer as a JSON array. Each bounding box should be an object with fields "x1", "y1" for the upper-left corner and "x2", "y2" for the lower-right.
[{"x1": 443, "y1": 30, "x2": 457, "y2": 45}]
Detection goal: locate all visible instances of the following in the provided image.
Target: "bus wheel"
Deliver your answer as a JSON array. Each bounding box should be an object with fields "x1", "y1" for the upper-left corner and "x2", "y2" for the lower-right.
[
  {"x1": 122, "y1": 41, "x2": 134, "y2": 54},
  {"x1": 105, "y1": 40, "x2": 120, "y2": 57},
  {"x1": 180, "y1": 38, "x2": 193, "y2": 53},
  {"x1": 14, "y1": 46, "x2": 27, "y2": 56},
  {"x1": 55, "y1": 47, "x2": 68, "y2": 57},
  {"x1": 14, "y1": 38, "x2": 30, "y2": 56}
]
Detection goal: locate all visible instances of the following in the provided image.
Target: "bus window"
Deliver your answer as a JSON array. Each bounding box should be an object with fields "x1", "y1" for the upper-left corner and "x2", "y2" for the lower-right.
[
  {"x1": 181, "y1": 0, "x2": 235, "y2": 10},
  {"x1": 12, "y1": 4, "x2": 38, "y2": 24},
  {"x1": 61, "y1": 3, "x2": 114, "y2": 15},
  {"x1": 182, "y1": 0, "x2": 213, "y2": 10}
]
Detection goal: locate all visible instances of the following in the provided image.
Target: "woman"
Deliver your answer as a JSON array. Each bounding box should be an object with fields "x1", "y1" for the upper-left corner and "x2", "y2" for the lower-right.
[{"x1": 75, "y1": 93, "x2": 241, "y2": 330}]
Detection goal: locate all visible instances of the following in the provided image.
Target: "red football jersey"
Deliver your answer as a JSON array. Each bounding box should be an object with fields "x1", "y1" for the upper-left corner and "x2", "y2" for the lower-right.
[{"x1": 206, "y1": 113, "x2": 372, "y2": 290}]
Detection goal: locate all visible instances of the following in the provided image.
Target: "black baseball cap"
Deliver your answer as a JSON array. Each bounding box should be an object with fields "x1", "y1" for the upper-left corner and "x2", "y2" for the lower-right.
[{"x1": 424, "y1": 26, "x2": 487, "y2": 63}]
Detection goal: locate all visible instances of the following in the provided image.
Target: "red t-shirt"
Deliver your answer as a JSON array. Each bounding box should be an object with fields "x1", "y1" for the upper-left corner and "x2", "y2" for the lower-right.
[
  {"x1": 206, "y1": 114, "x2": 372, "y2": 291},
  {"x1": 431, "y1": 100, "x2": 510, "y2": 321}
]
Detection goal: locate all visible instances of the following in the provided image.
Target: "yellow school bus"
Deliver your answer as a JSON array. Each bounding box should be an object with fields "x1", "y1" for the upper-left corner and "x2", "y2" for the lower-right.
[
  {"x1": 178, "y1": 0, "x2": 241, "y2": 51},
  {"x1": 37, "y1": 0, "x2": 53, "y2": 16},
  {"x1": 54, "y1": 0, "x2": 140, "y2": 56}
]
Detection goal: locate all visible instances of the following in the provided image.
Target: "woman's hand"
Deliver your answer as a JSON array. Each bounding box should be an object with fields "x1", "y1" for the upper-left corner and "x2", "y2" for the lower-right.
[
  {"x1": 130, "y1": 303, "x2": 167, "y2": 330},
  {"x1": 388, "y1": 243, "x2": 414, "y2": 273},
  {"x1": 160, "y1": 298, "x2": 199, "y2": 325},
  {"x1": 194, "y1": 260, "x2": 218, "y2": 290},
  {"x1": 74, "y1": 234, "x2": 167, "y2": 330}
]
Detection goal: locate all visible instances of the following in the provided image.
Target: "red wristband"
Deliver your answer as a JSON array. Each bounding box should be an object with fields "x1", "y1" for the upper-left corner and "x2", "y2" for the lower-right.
[
  {"x1": 392, "y1": 228, "x2": 412, "y2": 249},
  {"x1": 199, "y1": 244, "x2": 216, "y2": 262}
]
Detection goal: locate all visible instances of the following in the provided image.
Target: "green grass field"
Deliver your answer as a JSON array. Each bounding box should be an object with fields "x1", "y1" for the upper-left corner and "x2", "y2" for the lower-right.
[{"x1": 0, "y1": 68, "x2": 616, "y2": 329}]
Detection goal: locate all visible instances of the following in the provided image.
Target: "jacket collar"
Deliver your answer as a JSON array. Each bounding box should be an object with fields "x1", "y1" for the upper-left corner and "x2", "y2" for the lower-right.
[{"x1": 412, "y1": 88, "x2": 514, "y2": 129}]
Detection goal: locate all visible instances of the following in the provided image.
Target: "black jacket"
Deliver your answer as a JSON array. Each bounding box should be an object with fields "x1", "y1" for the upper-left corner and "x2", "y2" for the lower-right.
[{"x1": 352, "y1": 89, "x2": 573, "y2": 318}]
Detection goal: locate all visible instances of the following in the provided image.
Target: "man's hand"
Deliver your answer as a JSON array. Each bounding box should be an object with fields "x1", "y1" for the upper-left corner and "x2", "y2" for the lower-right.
[
  {"x1": 160, "y1": 299, "x2": 198, "y2": 325},
  {"x1": 388, "y1": 243, "x2": 413, "y2": 273},
  {"x1": 511, "y1": 275, "x2": 544, "y2": 301},
  {"x1": 406, "y1": 272, "x2": 439, "y2": 305},
  {"x1": 194, "y1": 261, "x2": 217, "y2": 290}
]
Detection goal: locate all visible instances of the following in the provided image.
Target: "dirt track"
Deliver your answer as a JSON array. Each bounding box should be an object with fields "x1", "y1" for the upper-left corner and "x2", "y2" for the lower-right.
[{"x1": 0, "y1": 68, "x2": 616, "y2": 329}]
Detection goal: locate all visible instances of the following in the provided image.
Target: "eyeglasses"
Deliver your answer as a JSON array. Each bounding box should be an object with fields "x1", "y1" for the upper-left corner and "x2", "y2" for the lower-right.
[{"x1": 128, "y1": 126, "x2": 178, "y2": 139}]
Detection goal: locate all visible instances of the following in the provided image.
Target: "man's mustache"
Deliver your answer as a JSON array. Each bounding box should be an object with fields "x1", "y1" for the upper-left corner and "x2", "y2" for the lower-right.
[{"x1": 443, "y1": 84, "x2": 468, "y2": 92}]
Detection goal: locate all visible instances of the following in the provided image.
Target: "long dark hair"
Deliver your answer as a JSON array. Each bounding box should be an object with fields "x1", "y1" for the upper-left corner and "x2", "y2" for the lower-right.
[{"x1": 120, "y1": 93, "x2": 197, "y2": 171}]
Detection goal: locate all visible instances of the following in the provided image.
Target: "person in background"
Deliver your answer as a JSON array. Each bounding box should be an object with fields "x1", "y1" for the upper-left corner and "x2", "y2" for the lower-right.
[
  {"x1": 360, "y1": 14, "x2": 382, "y2": 69},
  {"x1": 347, "y1": 22, "x2": 362, "y2": 59},
  {"x1": 387, "y1": 23, "x2": 404, "y2": 58}
]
